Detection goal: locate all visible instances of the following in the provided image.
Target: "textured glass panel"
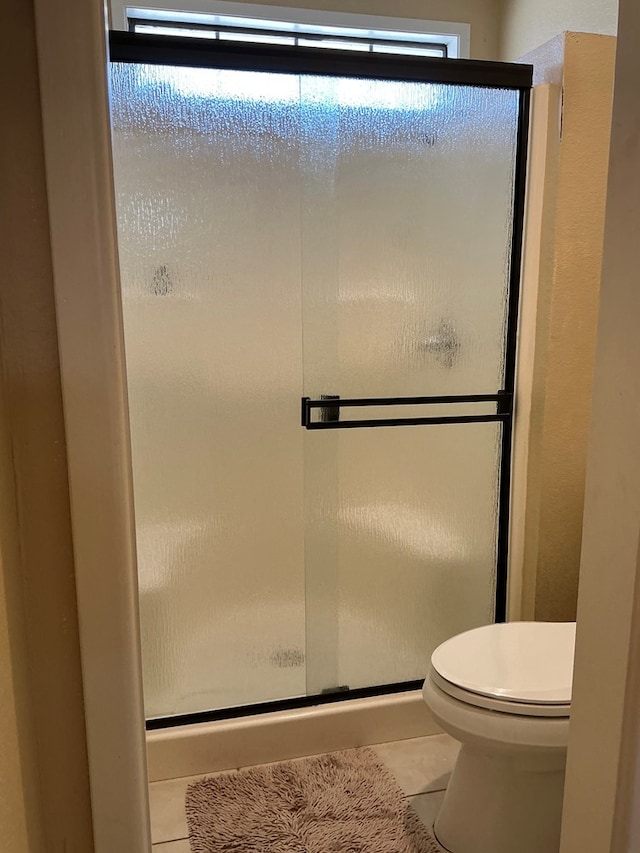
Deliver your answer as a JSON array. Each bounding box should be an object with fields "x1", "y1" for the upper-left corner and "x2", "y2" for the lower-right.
[
  {"x1": 305, "y1": 423, "x2": 501, "y2": 693},
  {"x1": 110, "y1": 63, "x2": 306, "y2": 717},
  {"x1": 110, "y1": 61, "x2": 520, "y2": 715},
  {"x1": 300, "y1": 76, "x2": 518, "y2": 694},
  {"x1": 299, "y1": 77, "x2": 519, "y2": 400}
]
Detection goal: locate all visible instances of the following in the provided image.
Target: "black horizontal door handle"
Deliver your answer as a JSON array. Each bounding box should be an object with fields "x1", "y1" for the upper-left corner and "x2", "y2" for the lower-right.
[{"x1": 301, "y1": 391, "x2": 512, "y2": 429}]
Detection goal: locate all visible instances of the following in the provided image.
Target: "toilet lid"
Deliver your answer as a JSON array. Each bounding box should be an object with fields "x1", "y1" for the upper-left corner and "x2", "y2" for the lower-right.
[{"x1": 431, "y1": 621, "x2": 576, "y2": 704}]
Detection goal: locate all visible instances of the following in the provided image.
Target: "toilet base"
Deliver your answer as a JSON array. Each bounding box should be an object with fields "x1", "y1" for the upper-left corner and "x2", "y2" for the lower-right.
[{"x1": 434, "y1": 744, "x2": 566, "y2": 853}]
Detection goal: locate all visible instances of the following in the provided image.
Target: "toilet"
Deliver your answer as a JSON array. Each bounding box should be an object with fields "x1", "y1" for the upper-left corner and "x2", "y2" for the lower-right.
[{"x1": 422, "y1": 621, "x2": 576, "y2": 853}]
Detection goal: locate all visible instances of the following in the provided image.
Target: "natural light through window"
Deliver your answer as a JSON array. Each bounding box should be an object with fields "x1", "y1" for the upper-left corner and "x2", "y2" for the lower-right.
[
  {"x1": 132, "y1": 21, "x2": 447, "y2": 58},
  {"x1": 119, "y1": 1, "x2": 468, "y2": 59},
  {"x1": 130, "y1": 64, "x2": 445, "y2": 110}
]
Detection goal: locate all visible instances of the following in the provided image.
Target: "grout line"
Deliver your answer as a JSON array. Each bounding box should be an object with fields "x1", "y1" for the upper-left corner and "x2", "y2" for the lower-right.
[
  {"x1": 404, "y1": 789, "x2": 447, "y2": 799},
  {"x1": 153, "y1": 834, "x2": 189, "y2": 845},
  {"x1": 151, "y1": 767, "x2": 240, "y2": 785},
  {"x1": 406, "y1": 785, "x2": 448, "y2": 794}
]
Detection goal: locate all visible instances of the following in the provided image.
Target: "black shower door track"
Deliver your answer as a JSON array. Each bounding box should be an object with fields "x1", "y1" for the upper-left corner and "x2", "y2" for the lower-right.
[{"x1": 108, "y1": 31, "x2": 532, "y2": 731}]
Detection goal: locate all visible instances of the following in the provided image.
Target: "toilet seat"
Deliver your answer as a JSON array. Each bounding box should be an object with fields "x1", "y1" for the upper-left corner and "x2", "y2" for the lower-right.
[
  {"x1": 429, "y1": 621, "x2": 575, "y2": 718},
  {"x1": 429, "y1": 668, "x2": 571, "y2": 717}
]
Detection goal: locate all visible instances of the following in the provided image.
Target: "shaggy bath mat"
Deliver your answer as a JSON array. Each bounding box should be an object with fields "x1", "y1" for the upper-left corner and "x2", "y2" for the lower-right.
[{"x1": 185, "y1": 747, "x2": 442, "y2": 852}]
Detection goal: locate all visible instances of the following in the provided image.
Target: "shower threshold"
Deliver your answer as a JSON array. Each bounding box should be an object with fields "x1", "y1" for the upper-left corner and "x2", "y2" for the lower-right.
[
  {"x1": 146, "y1": 679, "x2": 424, "y2": 731},
  {"x1": 145, "y1": 684, "x2": 438, "y2": 782}
]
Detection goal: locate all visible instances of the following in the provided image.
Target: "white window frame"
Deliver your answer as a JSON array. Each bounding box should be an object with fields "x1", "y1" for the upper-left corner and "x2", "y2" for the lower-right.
[{"x1": 108, "y1": 1, "x2": 470, "y2": 59}]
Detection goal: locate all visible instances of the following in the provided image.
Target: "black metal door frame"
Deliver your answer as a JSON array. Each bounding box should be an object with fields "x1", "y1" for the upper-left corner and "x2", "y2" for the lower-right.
[{"x1": 108, "y1": 31, "x2": 532, "y2": 729}]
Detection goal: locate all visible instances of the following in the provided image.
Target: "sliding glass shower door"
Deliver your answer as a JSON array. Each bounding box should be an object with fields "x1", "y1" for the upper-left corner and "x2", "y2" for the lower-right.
[{"x1": 109, "y1": 34, "x2": 530, "y2": 721}]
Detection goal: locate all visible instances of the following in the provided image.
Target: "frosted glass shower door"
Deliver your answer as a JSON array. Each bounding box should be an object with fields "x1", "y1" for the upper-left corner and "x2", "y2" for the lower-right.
[
  {"x1": 299, "y1": 77, "x2": 521, "y2": 695},
  {"x1": 110, "y1": 63, "x2": 308, "y2": 718},
  {"x1": 109, "y1": 33, "x2": 529, "y2": 720}
]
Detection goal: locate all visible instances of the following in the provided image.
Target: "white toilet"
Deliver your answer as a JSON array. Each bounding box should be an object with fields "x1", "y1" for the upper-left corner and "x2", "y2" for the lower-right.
[{"x1": 422, "y1": 621, "x2": 576, "y2": 853}]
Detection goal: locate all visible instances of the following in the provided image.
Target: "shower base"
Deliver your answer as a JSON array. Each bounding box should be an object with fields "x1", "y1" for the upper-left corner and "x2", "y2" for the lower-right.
[{"x1": 146, "y1": 689, "x2": 438, "y2": 782}]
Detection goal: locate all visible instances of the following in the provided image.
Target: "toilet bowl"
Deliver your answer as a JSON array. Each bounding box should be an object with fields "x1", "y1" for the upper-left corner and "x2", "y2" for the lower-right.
[{"x1": 422, "y1": 621, "x2": 576, "y2": 853}]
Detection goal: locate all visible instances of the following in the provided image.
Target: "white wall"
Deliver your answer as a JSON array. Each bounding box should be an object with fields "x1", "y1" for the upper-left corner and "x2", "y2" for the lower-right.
[{"x1": 500, "y1": 0, "x2": 618, "y2": 60}]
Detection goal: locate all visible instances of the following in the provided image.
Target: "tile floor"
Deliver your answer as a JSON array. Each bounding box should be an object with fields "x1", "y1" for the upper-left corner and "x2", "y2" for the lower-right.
[{"x1": 149, "y1": 733, "x2": 459, "y2": 851}]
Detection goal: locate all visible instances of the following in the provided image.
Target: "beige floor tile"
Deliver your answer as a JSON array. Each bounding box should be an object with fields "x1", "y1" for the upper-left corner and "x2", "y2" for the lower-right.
[
  {"x1": 150, "y1": 735, "x2": 458, "y2": 843},
  {"x1": 149, "y1": 769, "x2": 235, "y2": 844},
  {"x1": 373, "y1": 733, "x2": 460, "y2": 796},
  {"x1": 408, "y1": 790, "x2": 447, "y2": 850},
  {"x1": 150, "y1": 788, "x2": 447, "y2": 852}
]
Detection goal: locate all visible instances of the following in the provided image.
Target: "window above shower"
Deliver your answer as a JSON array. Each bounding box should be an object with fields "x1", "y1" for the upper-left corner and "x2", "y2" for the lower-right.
[{"x1": 109, "y1": 1, "x2": 470, "y2": 59}]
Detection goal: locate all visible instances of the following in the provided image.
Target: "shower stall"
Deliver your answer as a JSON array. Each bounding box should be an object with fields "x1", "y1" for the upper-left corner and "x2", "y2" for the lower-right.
[{"x1": 108, "y1": 31, "x2": 530, "y2": 726}]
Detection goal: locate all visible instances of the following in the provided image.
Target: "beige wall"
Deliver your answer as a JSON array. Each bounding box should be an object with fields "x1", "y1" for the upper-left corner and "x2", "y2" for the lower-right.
[
  {"x1": 500, "y1": 0, "x2": 618, "y2": 60},
  {"x1": 508, "y1": 81, "x2": 560, "y2": 619},
  {"x1": 0, "y1": 0, "x2": 94, "y2": 849},
  {"x1": 560, "y1": 2, "x2": 640, "y2": 849},
  {"x1": 33, "y1": 0, "x2": 153, "y2": 844},
  {"x1": 0, "y1": 390, "x2": 40, "y2": 853},
  {"x1": 514, "y1": 33, "x2": 616, "y2": 621}
]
